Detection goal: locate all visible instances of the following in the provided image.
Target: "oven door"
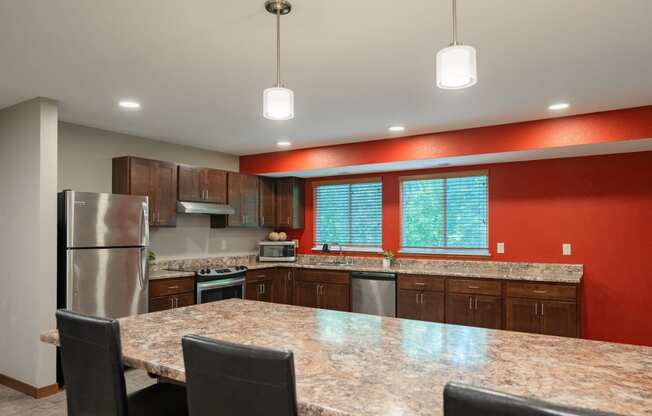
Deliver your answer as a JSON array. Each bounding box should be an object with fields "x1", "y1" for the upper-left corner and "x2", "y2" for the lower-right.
[{"x1": 197, "y1": 277, "x2": 245, "y2": 304}]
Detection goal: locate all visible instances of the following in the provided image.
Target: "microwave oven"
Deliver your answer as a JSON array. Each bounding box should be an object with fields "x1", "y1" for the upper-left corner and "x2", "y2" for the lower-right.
[{"x1": 258, "y1": 240, "x2": 297, "y2": 262}]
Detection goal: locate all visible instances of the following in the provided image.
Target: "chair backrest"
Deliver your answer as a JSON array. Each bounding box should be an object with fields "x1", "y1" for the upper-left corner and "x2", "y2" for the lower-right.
[
  {"x1": 56, "y1": 309, "x2": 128, "y2": 416},
  {"x1": 182, "y1": 335, "x2": 298, "y2": 416},
  {"x1": 443, "y1": 382, "x2": 619, "y2": 416}
]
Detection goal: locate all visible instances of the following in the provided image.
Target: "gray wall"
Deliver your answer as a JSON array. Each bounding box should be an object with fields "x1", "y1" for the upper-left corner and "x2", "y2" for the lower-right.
[
  {"x1": 58, "y1": 122, "x2": 268, "y2": 259},
  {"x1": 0, "y1": 98, "x2": 58, "y2": 388}
]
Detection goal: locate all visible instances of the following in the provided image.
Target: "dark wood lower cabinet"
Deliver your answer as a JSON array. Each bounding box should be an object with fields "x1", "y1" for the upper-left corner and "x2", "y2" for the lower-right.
[
  {"x1": 148, "y1": 277, "x2": 195, "y2": 312},
  {"x1": 245, "y1": 270, "x2": 275, "y2": 302},
  {"x1": 397, "y1": 289, "x2": 444, "y2": 322},
  {"x1": 445, "y1": 293, "x2": 502, "y2": 329},
  {"x1": 505, "y1": 297, "x2": 540, "y2": 334},
  {"x1": 273, "y1": 269, "x2": 294, "y2": 304},
  {"x1": 321, "y1": 283, "x2": 350, "y2": 312},
  {"x1": 293, "y1": 281, "x2": 320, "y2": 308},
  {"x1": 445, "y1": 293, "x2": 476, "y2": 327},
  {"x1": 506, "y1": 298, "x2": 578, "y2": 337}
]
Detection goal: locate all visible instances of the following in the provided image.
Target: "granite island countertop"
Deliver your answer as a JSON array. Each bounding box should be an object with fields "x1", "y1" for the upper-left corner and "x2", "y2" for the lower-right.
[{"x1": 42, "y1": 299, "x2": 650, "y2": 415}]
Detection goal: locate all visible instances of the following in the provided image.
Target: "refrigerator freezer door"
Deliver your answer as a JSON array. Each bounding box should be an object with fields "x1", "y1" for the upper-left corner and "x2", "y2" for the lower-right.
[
  {"x1": 66, "y1": 191, "x2": 148, "y2": 248},
  {"x1": 67, "y1": 247, "x2": 148, "y2": 318}
]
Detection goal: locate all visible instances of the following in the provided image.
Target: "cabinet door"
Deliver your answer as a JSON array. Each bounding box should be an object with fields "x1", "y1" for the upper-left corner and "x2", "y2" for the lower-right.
[
  {"x1": 321, "y1": 283, "x2": 350, "y2": 312},
  {"x1": 175, "y1": 292, "x2": 195, "y2": 308},
  {"x1": 149, "y1": 295, "x2": 175, "y2": 312},
  {"x1": 294, "y1": 281, "x2": 320, "y2": 308},
  {"x1": 420, "y1": 291, "x2": 445, "y2": 323},
  {"x1": 178, "y1": 165, "x2": 203, "y2": 202},
  {"x1": 505, "y1": 297, "x2": 541, "y2": 334},
  {"x1": 540, "y1": 300, "x2": 578, "y2": 338},
  {"x1": 276, "y1": 179, "x2": 292, "y2": 227},
  {"x1": 241, "y1": 174, "x2": 259, "y2": 227},
  {"x1": 445, "y1": 293, "x2": 475, "y2": 327},
  {"x1": 227, "y1": 173, "x2": 243, "y2": 226},
  {"x1": 397, "y1": 289, "x2": 420, "y2": 320},
  {"x1": 204, "y1": 168, "x2": 227, "y2": 204},
  {"x1": 259, "y1": 177, "x2": 276, "y2": 227},
  {"x1": 127, "y1": 158, "x2": 156, "y2": 223},
  {"x1": 473, "y1": 295, "x2": 502, "y2": 329},
  {"x1": 154, "y1": 162, "x2": 177, "y2": 227},
  {"x1": 245, "y1": 281, "x2": 259, "y2": 301},
  {"x1": 273, "y1": 269, "x2": 294, "y2": 305}
]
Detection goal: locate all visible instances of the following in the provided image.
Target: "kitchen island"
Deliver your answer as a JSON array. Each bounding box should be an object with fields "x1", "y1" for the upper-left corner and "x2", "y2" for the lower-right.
[{"x1": 41, "y1": 299, "x2": 652, "y2": 416}]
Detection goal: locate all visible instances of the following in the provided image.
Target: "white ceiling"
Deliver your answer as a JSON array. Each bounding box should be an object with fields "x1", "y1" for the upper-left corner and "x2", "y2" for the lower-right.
[{"x1": 1, "y1": 1, "x2": 651, "y2": 156}]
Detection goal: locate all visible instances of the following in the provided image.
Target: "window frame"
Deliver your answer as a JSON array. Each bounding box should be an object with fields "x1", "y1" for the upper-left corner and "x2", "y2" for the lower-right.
[
  {"x1": 398, "y1": 170, "x2": 489, "y2": 256},
  {"x1": 312, "y1": 177, "x2": 384, "y2": 253}
]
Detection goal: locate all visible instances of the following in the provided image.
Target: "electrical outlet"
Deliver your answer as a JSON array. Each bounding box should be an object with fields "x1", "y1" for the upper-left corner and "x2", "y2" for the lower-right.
[
  {"x1": 221, "y1": 239, "x2": 227, "y2": 250},
  {"x1": 497, "y1": 242, "x2": 505, "y2": 254},
  {"x1": 562, "y1": 243, "x2": 572, "y2": 256}
]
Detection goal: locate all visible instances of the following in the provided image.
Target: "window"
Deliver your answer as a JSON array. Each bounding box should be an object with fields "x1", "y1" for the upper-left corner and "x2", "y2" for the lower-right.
[
  {"x1": 400, "y1": 171, "x2": 488, "y2": 255},
  {"x1": 314, "y1": 179, "x2": 382, "y2": 252}
]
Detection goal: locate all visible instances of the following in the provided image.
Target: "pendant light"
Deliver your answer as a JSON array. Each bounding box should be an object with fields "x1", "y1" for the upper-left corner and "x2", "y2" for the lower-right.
[
  {"x1": 263, "y1": 0, "x2": 294, "y2": 120},
  {"x1": 436, "y1": 0, "x2": 477, "y2": 89}
]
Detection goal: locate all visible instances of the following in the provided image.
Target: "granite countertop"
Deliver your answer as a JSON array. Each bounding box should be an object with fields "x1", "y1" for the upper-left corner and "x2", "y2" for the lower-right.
[
  {"x1": 42, "y1": 299, "x2": 651, "y2": 416},
  {"x1": 149, "y1": 270, "x2": 195, "y2": 281}
]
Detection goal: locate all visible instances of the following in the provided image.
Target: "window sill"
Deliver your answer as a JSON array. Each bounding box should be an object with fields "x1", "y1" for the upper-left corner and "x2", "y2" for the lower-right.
[
  {"x1": 399, "y1": 248, "x2": 491, "y2": 257},
  {"x1": 312, "y1": 245, "x2": 383, "y2": 254}
]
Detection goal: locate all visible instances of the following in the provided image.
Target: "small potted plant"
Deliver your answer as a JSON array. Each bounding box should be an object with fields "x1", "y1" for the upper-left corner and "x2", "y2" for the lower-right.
[{"x1": 382, "y1": 250, "x2": 394, "y2": 270}]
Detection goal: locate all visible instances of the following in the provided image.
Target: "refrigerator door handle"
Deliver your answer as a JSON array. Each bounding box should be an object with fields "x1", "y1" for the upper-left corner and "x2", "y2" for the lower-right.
[
  {"x1": 140, "y1": 201, "x2": 149, "y2": 246},
  {"x1": 137, "y1": 247, "x2": 147, "y2": 289},
  {"x1": 66, "y1": 250, "x2": 74, "y2": 310}
]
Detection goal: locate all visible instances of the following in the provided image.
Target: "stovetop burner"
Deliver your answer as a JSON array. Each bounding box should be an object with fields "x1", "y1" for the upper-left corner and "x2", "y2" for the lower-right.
[{"x1": 195, "y1": 265, "x2": 248, "y2": 279}]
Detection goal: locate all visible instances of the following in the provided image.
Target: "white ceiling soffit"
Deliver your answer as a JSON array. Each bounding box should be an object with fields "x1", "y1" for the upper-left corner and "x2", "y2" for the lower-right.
[
  {"x1": 261, "y1": 139, "x2": 652, "y2": 178},
  {"x1": 0, "y1": 1, "x2": 651, "y2": 155}
]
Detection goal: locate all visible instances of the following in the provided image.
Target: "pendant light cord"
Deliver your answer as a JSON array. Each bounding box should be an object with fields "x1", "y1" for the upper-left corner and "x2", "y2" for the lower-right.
[
  {"x1": 276, "y1": 2, "x2": 281, "y2": 87},
  {"x1": 451, "y1": 0, "x2": 459, "y2": 45}
]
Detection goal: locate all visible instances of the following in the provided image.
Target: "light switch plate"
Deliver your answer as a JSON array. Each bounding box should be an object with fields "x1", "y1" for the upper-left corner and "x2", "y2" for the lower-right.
[
  {"x1": 497, "y1": 242, "x2": 505, "y2": 254},
  {"x1": 562, "y1": 243, "x2": 572, "y2": 256}
]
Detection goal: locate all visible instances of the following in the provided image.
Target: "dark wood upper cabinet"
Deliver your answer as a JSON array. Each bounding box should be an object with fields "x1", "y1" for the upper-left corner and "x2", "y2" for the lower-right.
[
  {"x1": 113, "y1": 156, "x2": 177, "y2": 227},
  {"x1": 276, "y1": 177, "x2": 304, "y2": 229},
  {"x1": 178, "y1": 165, "x2": 227, "y2": 204},
  {"x1": 227, "y1": 172, "x2": 259, "y2": 227},
  {"x1": 259, "y1": 177, "x2": 276, "y2": 228}
]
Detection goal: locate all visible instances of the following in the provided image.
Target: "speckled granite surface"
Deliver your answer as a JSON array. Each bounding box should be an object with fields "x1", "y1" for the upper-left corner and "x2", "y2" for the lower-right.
[
  {"x1": 42, "y1": 299, "x2": 650, "y2": 415},
  {"x1": 149, "y1": 254, "x2": 583, "y2": 283}
]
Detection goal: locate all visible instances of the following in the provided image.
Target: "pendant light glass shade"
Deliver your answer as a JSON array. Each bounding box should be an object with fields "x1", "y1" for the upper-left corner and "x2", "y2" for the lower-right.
[
  {"x1": 263, "y1": 86, "x2": 294, "y2": 120},
  {"x1": 436, "y1": 44, "x2": 477, "y2": 89}
]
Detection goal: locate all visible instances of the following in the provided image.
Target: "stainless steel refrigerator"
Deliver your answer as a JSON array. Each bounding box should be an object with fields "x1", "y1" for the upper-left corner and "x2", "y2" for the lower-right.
[{"x1": 57, "y1": 190, "x2": 149, "y2": 319}]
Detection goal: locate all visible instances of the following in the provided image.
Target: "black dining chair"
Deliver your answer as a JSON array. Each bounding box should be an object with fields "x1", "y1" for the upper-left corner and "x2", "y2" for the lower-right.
[
  {"x1": 182, "y1": 334, "x2": 298, "y2": 416},
  {"x1": 56, "y1": 309, "x2": 188, "y2": 416},
  {"x1": 443, "y1": 382, "x2": 619, "y2": 416}
]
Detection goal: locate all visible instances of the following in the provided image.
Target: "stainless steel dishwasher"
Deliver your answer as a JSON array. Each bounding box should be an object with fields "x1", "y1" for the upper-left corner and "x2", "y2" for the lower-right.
[{"x1": 351, "y1": 272, "x2": 396, "y2": 317}]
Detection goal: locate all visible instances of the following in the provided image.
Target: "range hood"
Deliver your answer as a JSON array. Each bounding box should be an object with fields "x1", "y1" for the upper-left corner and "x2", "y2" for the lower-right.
[{"x1": 176, "y1": 201, "x2": 235, "y2": 216}]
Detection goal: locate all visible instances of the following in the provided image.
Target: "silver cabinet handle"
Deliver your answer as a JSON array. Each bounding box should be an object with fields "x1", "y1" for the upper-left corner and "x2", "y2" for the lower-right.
[
  {"x1": 420, "y1": 293, "x2": 424, "y2": 305},
  {"x1": 170, "y1": 298, "x2": 174, "y2": 309},
  {"x1": 415, "y1": 282, "x2": 425, "y2": 286},
  {"x1": 540, "y1": 303, "x2": 544, "y2": 316},
  {"x1": 206, "y1": 189, "x2": 209, "y2": 200},
  {"x1": 262, "y1": 284, "x2": 266, "y2": 295},
  {"x1": 535, "y1": 302, "x2": 538, "y2": 315},
  {"x1": 416, "y1": 293, "x2": 419, "y2": 305},
  {"x1": 175, "y1": 297, "x2": 179, "y2": 308},
  {"x1": 468, "y1": 296, "x2": 473, "y2": 310},
  {"x1": 168, "y1": 285, "x2": 180, "y2": 290},
  {"x1": 474, "y1": 297, "x2": 478, "y2": 310},
  {"x1": 468, "y1": 285, "x2": 480, "y2": 289},
  {"x1": 533, "y1": 290, "x2": 547, "y2": 294}
]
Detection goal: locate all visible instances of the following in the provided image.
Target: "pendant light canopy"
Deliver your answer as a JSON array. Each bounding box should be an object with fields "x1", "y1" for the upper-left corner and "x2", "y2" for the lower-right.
[
  {"x1": 436, "y1": 0, "x2": 477, "y2": 89},
  {"x1": 263, "y1": 0, "x2": 294, "y2": 120}
]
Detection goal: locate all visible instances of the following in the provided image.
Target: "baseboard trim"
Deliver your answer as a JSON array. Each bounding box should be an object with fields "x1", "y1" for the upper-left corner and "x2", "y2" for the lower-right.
[{"x1": 0, "y1": 373, "x2": 59, "y2": 398}]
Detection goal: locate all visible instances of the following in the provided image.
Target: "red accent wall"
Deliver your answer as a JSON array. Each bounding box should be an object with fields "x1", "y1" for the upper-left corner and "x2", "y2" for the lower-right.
[
  {"x1": 240, "y1": 106, "x2": 652, "y2": 174},
  {"x1": 280, "y1": 152, "x2": 652, "y2": 347}
]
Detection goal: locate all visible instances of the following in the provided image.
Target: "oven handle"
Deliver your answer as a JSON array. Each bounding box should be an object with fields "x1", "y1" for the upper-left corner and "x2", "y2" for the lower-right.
[{"x1": 197, "y1": 277, "x2": 245, "y2": 291}]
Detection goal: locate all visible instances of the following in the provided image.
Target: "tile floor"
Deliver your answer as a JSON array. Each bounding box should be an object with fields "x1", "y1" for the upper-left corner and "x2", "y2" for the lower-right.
[{"x1": 0, "y1": 370, "x2": 156, "y2": 416}]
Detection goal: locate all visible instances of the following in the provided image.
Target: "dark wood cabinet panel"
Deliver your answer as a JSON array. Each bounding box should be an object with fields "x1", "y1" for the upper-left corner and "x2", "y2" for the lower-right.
[
  {"x1": 505, "y1": 297, "x2": 541, "y2": 334},
  {"x1": 148, "y1": 277, "x2": 195, "y2": 312},
  {"x1": 321, "y1": 283, "x2": 350, "y2": 312},
  {"x1": 204, "y1": 168, "x2": 227, "y2": 204},
  {"x1": 474, "y1": 295, "x2": 502, "y2": 329},
  {"x1": 506, "y1": 282, "x2": 577, "y2": 301},
  {"x1": 273, "y1": 268, "x2": 294, "y2": 305},
  {"x1": 175, "y1": 292, "x2": 195, "y2": 308},
  {"x1": 113, "y1": 156, "x2": 177, "y2": 227},
  {"x1": 227, "y1": 172, "x2": 258, "y2": 227},
  {"x1": 294, "y1": 281, "x2": 320, "y2": 309},
  {"x1": 295, "y1": 269, "x2": 350, "y2": 285},
  {"x1": 275, "y1": 177, "x2": 304, "y2": 229},
  {"x1": 540, "y1": 300, "x2": 578, "y2": 337},
  {"x1": 178, "y1": 165, "x2": 203, "y2": 202},
  {"x1": 420, "y1": 291, "x2": 445, "y2": 323},
  {"x1": 259, "y1": 177, "x2": 276, "y2": 227},
  {"x1": 397, "y1": 289, "x2": 420, "y2": 320},
  {"x1": 447, "y1": 279, "x2": 502, "y2": 296},
  {"x1": 445, "y1": 293, "x2": 476, "y2": 327},
  {"x1": 246, "y1": 270, "x2": 274, "y2": 302},
  {"x1": 149, "y1": 295, "x2": 177, "y2": 312},
  {"x1": 398, "y1": 274, "x2": 445, "y2": 291}
]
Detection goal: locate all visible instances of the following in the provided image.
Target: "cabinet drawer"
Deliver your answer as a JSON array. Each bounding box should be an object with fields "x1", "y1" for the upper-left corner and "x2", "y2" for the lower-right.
[
  {"x1": 150, "y1": 277, "x2": 194, "y2": 297},
  {"x1": 247, "y1": 269, "x2": 276, "y2": 283},
  {"x1": 447, "y1": 279, "x2": 502, "y2": 296},
  {"x1": 149, "y1": 292, "x2": 195, "y2": 312},
  {"x1": 506, "y1": 282, "x2": 577, "y2": 301},
  {"x1": 296, "y1": 269, "x2": 350, "y2": 285},
  {"x1": 398, "y1": 274, "x2": 444, "y2": 291}
]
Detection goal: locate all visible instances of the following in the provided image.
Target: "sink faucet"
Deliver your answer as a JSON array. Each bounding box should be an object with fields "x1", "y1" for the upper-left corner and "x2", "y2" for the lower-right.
[{"x1": 323, "y1": 242, "x2": 347, "y2": 265}]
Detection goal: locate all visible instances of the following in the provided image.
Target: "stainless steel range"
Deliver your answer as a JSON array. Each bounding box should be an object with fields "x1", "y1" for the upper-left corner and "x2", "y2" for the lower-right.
[{"x1": 195, "y1": 266, "x2": 248, "y2": 304}]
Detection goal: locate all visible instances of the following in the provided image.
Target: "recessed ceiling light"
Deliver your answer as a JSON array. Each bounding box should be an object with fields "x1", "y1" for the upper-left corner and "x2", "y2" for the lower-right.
[
  {"x1": 548, "y1": 102, "x2": 570, "y2": 111},
  {"x1": 276, "y1": 140, "x2": 291, "y2": 147},
  {"x1": 119, "y1": 100, "x2": 141, "y2": 110},
  {"x1": 389, "y1": 126, "x2": 405, "y2": 132}
]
